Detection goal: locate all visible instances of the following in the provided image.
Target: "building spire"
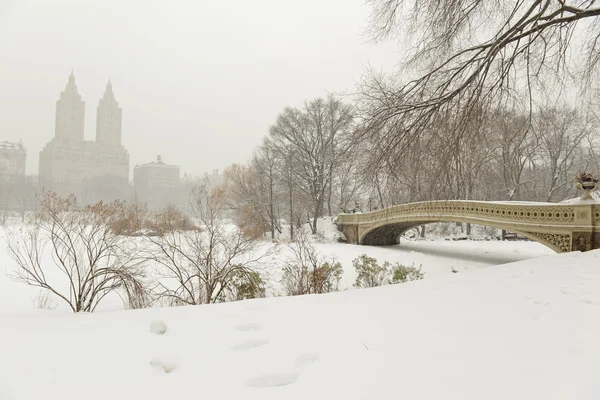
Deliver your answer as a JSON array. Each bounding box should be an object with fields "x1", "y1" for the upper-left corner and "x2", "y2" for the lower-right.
[
  {"x1": 67, "y1": 70, "x2": 74, "y2": 85},
  {"x1": 96, "y1": 78, "x2": 122, "y2": 146},
  {"x1": 55, "y1": 70, "x2": 85, "y2": 142}
]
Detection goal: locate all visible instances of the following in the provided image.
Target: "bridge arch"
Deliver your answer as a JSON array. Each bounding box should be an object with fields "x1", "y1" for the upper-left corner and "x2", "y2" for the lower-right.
[
  {"x1": 336, "y1": 200, "x2": 600, "y2": 253},
  {"x1": 360, "y1": 220, "x2": 564, "y2": 253}
]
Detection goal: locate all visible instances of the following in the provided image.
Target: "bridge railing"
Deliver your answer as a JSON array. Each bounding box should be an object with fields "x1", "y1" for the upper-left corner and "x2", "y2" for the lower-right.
[{"x1": 336, "y1": 200, "x2": 599, "y2": 228}]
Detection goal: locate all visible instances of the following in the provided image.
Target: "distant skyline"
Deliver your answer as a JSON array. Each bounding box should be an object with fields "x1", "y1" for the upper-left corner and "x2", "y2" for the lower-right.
[{"x1": 0, "y1": 0, "x2": 399, "y2": 178}]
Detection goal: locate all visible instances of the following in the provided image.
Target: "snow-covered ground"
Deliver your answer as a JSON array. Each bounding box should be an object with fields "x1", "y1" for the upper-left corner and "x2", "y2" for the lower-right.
[{"x1": 0, "y1": 219, "x2": 598, "y2": 399}]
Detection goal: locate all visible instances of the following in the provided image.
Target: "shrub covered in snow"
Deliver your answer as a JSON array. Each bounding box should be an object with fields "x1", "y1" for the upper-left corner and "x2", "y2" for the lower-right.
[
  {"x1": 353, "y1": 254, "x2": 389, "y2": 288},
  {"x1": 280, "y1": 232, "x2": 343, "y2": 296},
  {"x1": 353, "y1": 254, "x2": 424, "y2": 287},
  {"x1": 390, "y1": 263, "x2": 424, "y2": 283}
]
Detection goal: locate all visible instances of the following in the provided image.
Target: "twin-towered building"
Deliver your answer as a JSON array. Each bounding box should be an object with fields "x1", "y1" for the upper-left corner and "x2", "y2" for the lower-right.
[
  {"x1": 38, "y1": 72, "x2": 195, "y2": 207},
  {"x1": 39, "y1": 72, "x2": 130, "y2": 201}
]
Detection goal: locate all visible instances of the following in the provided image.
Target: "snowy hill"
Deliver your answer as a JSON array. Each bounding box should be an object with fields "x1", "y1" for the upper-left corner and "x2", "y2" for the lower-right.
[{"x1": 1, "y1": 249, "x2": 599, "y2": 400}]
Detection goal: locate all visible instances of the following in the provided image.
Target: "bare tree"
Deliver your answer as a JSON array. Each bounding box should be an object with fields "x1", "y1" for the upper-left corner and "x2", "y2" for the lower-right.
[
  {"x1": 6, "y1": 191, "x2": 149, "y2": 312},
  {"x1": 532, "y1": 105, "x2": 595, "y2": 201},
  {"x1": 360, "y1": 0, "x2": 600, "y2": 170},
  {"x1": 270, "y1": 96, "x2": 354, "y2": 234},
  {"x1": 147, "y1": 182, "x2": 274, "y2": 306},
  {"x1": 224, "y1": 140, "x2": 282, "y2": 239},
  {"x1": 486, "y1": 109, "x2": 537, "y2": 201}
]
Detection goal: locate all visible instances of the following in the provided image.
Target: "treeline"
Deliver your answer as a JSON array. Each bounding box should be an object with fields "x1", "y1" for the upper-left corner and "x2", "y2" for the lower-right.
[{"x1": 224, "y1": 98, "x2": 600, "y2": 238}]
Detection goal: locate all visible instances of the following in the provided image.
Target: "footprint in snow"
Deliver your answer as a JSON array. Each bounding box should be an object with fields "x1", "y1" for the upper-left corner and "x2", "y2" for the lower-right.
[
  {"x1": 232, "y1": 338, "x2": 269, "y2": 351},
  {"x1": 150, "y1": 358, "x2": 178, "y2": 374},
  {"x1": 295, "y1": 353, "x2": 320, "y2": 369},
  {"x1": 246, "y1": 372, "x2": 299, "y2": 388},
  {"x1": 236, "y1": 323, "x2": 262, "y2": 332},
  {"x1": 560, "y1": 288, "x2": 573, "y2": 296}
]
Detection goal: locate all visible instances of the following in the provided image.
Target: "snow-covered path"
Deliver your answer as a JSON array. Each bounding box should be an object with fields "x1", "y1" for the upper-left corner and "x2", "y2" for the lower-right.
[
  {"x1": 313, "y1": 239, "x2": 555, "y2": 288},
  {"x1": 0, "y1": 248, "x2": 598, "y2": 400}
]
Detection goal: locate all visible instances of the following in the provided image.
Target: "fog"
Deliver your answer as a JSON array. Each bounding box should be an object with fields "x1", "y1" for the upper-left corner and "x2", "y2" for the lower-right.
[{"x1": 0, "y1": 0, "x2": 398, "y2": 177}]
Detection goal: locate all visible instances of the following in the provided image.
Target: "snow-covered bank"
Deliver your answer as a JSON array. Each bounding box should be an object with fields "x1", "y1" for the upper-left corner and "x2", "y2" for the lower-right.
[
  {"x1": 0, "y1": 233, "x2": 554, "y2": 314},
  {"x1": 1, "y1": 249, "x2": 599, "y2": 400}
]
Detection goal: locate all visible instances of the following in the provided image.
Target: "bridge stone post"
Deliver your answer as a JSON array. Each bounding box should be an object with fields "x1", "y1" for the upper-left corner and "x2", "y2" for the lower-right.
[
  {"x1": 336, "y1": 214, "x2": 360, "y2": 244},
  {"x1": 571, "y1": 203, "x2": 599, "y2": 252}
]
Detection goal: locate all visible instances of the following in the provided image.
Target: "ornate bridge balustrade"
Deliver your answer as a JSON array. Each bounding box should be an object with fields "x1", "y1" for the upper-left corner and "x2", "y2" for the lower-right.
[{"x1": 335, "y1": 200, "x2": 600, "y2": 253}]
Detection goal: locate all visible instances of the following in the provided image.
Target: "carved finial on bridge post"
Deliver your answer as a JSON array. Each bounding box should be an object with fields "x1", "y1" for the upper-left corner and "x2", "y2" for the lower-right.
[{"x1": 574, "y1": 172, "x2": 598, "y2": 201}]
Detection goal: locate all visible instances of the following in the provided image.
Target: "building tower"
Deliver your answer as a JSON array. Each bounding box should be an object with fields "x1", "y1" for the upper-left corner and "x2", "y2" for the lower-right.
[
  {"x1": 96, "y1": 79, "x2": 122, "y2": 146},
  {"x1": 54, "y1": 71, "x2": 85, "y2": 142}
]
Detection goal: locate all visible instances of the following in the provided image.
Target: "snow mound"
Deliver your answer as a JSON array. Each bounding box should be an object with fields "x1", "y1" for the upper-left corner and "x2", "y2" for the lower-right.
[
  {"x1": 150, "y1": 320, "x2": 167, "y2": 335},
  {"x1": 0, "y1": 249, "x2": 598, "y2": 399},
  {"x1": 150, "y1": 358, "x2": 177, "y2": 374}
]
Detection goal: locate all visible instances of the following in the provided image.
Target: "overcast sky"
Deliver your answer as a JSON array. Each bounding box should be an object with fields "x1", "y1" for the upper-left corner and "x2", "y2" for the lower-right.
[{"x1": 0, "y1": 0, "x2": 399, "y2": 178}]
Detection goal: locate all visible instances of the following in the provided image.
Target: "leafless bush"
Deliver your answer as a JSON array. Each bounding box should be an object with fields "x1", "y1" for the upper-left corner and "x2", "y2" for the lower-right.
[
  {"x1": 151, "y1": 202, "x2": 194, "y2": 235},
  {"x1": 146, "y1": 182, "x2": 273, "y2": 306},
  {"x1": 280, "y1": 232, "x2": 343, "y2": 296},
  {"x1": 110, "y1": 197, "x2": 150, "y2": 236},
  {"x1": 31, "y1": 290, "x2": 58, "y2": 311},
  {"x1": 235, "y1": 203, "x2": 271, "y2": 239},
  {"x1": 7, "y1": 191, "x2": 150, "y2": 313},
  {"x1": 110, "y1": 199, "x2": 194, "y2": 237}
]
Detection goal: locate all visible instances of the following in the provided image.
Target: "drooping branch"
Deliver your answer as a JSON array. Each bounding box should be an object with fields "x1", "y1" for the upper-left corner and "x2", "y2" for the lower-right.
[{"x1": 360, "y1": 0, "x2": 600, "y2": 168}]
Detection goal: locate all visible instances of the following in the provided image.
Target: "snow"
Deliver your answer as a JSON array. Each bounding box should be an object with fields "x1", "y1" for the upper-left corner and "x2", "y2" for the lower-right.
[
  {"x1": 150, "y1": 320, "x2": 168, "y2": 335},
  {"x1": 0, "y1": 219, "x2": 598, "y2": 399},
  {"x1": 560, "y1": 196, "x2": 600, "y2": 204}
]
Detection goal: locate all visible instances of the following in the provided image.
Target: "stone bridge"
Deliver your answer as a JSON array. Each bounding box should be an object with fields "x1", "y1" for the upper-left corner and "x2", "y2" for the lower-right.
[{"x1": 335, "y1": 200, "x2": 600, "y2": 253}]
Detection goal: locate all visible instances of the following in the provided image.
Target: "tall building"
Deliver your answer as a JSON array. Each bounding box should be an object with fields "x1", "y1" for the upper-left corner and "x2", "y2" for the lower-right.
[
  {"x1": 0, "y1": 140, "x2": 26, "y2": 177},
  {"x1": 133, "y1": 155, "x2": 180, "y2": 208},
  {"x1": 39, "y1": 72, "x2": 129, "y2": 202},
  {"x1": 96, "y1": 80, "x2": 122, "y2": 146}
]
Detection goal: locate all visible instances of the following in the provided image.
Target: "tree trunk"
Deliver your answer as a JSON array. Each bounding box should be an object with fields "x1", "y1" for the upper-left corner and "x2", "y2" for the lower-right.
[
  {"x1": 327, "y1": 181, "x2": 332, "y2": 216},
  {"x1": 289, "y1": 182, "x2": 294, "y2": 241},
  {"x1": 269, "y1": 169, "x2": 275, "y2": 240}
]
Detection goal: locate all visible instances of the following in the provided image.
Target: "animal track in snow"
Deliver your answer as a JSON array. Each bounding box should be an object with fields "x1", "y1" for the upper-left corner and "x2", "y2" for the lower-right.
[
  {"x1": 232, "y1": 338, "x2": 269, "y2": 351},
  {"x1": 246, "y1": 372, "x2": 299, "y2": 388},
  {"x1": 236, "y1": 323, "x2": 262, "y2": 332}
]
